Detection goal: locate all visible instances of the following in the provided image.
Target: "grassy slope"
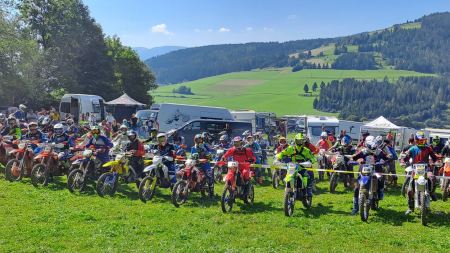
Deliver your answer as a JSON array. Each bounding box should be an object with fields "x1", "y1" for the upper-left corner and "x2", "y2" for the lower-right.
[
  {"x1": 0, "y1": 171, "x2": 449, "y2": 252},
  {"x1": 153, "y1": 69, "x2": 432, "y2": 116}
]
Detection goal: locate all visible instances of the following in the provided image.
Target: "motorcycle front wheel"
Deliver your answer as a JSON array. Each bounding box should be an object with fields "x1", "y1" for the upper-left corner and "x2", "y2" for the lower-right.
[
  {"x1": 419, "y1": 191, "x2": 428, "y2": 226},
  {"x1": 171, "y1": 180, "x2": 188, "y2": 207},
  {"x1": 221, "y1": 182, "x2": 234, "y2": 213},
  {"x1": 96, "y1": 172, "x2": 118, "y2": 197},
  {"x1": 329, "y1": 173, "x2": 338, "y2": 193},
  {"x1": 359, "y1": 191, "x2": 369, "y2": 222},
  {"x1": 139, "y1": 175, "x2": 157, "y2": 203},
  {"x1": 284, "y1": 190, "x2": 295, "y2": 217},
  {"x1": 67, "y1": 169, "x2": 86, "y2": 193},
  {"x1": 31, "y1": 164, "x2": 48, "y2": 187}
]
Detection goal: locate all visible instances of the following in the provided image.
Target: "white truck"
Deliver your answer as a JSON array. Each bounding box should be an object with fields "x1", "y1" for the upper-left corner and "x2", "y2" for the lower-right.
[
  {"x1": 150, "y1": 103, "x2": 234, "y2": 132},
  {"x1": 59, "y1": 94, "x2": 106, "y2": 122}
]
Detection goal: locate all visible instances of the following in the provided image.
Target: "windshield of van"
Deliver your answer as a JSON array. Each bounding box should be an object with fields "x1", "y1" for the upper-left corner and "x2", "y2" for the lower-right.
[
  {"x1": 60, "y1": 102, "x2": 70, "y2": 113},
  {"x1": 92, "y1": 102, "x2": 101, "y2": 113},
  {"x1": 311, "y1": 126, "x2": 337, "y2": 136},
  {"x1": 136, "y1": 110, "x2": 157, "y2": 121}
]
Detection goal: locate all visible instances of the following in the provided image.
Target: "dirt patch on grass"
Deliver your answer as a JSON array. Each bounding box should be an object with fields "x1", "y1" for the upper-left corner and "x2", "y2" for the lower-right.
[{"x1": 208, "y1": 79, "x2": 266, "y2": 93}]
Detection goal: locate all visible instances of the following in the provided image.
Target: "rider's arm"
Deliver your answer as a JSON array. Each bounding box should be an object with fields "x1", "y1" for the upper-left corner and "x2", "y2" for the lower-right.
[
  {"x1": 15, "y1": 127, "x2": 22, "y2": 140},
  {"x1": 276, "y1": 145, "x2": 293, "y2": 161}
]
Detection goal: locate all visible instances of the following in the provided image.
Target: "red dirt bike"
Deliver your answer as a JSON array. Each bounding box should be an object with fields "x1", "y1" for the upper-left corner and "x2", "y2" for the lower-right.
[
  {"x1": 220, "y1": 161, "x2": 255, "y2": 213},
  {"x1": 4, "y1": 140, "x2": 39, "y2": 182},
  {"x1": 171, "y1": 158, "x2": 211, "y2": 207},
  {"x1": 30, "y1": 143, "x2": 70, "y2": 187},
  {"x1": 0, "y1": 135, "x2": 16, "y2": 167}
]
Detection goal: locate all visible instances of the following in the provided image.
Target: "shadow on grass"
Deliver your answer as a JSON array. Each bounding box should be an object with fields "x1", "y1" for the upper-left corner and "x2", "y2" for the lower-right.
[
  {"x1": 429, "y1": 210, "x2": 450, "y2": 227},
  {"x1": 116, "y1": 184, "x2": 139, "y2": 200},
  {"x1": 233, "y1": 201, "x2": 283, "y2": 214},
  {"x1": 300, "y1": 203, "x2": 350, "y2": 218},
  {"x1": 371, "y1": 207, "x2": 410, "y2": 226}
]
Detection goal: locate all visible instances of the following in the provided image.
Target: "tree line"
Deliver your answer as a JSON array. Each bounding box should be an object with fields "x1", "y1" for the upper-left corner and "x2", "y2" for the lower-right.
[
  {"x1": 313, "y1": 76, "x2": 450, "y2": 128},
  {"x1": 0, "y1": 0, "x2": 157, "y2": 109}
]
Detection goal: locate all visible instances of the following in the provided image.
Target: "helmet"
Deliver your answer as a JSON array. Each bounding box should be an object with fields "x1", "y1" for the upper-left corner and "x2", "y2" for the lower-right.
[
  {"x1": 7, "y1": 116, "x2": 17, "y2": 125},
  {"x1": 0, "y1": 113, "x2": 5, "y2": 121},
  {"x1": 415, "y1": 131, "x2": 426, "y2": 147},
  {"x1": 375, "y1": 136, "x2": 383, "y2": 147},
  {"x1": 294, "y1": 133, "x2": 305, "y2": 146},
  {"x1": 40, "y1": 116, "x2": 51, "y2": 126},
  {"x1": 19, "y1": 104, "x2": 27, "y2": 111},
  {"x1": 242, "y1": 130, "x2": 251, "y2": 137},
  {"x1": 66, "y1": 118, "x2": 74, "y2": 125},
  {"x1": 233, "y1": 136, "x2": 243, "y2": 147},
  {"x1": 341, "y1": 136, "x2": 351, "y2": 146},
  {"x1": 432, "y1": 136, "x2": 440, "y2": 145},
  {"x1": 127, "y1": 130, "x2": 137, "y2": 140},
  {"x1": 219, "y1": 135, "x2": 228, "y2": 142},
  {"x1": 120, "y1": 124, "x2": 128, "y2": 131},
  {"x1": 194, "y1": 134, "x2": 203, "y2": 144},
  {"x1": 157, "y1": 133, "x2": 167, "y2": 144},
  {"x1": 28, "y1": 122, "x2": 38, "y2": 131},
  {"x1": 320, "y1": 132, "x2": 327, "y2": 138},
  {"x1": 279, "y1": 136, "x2": 287, "y2": 144},
  {"x1": 54, "y1": 123, "x2": 64, "y2": 136},
  {"x1": 91, "y1": 126, "x2": 100, "y2": 136},
  {"x1": 365, "y1": 135, "x2": 377, "y2": 150}
]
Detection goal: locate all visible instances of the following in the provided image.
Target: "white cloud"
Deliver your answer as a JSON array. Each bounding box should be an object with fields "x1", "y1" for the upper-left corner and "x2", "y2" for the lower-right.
[
  {"x1": 263, "y1": 27, "x2": 274, "y2": 32},
  {"x1": 246, "y1": 27, "x2": 253, "y2": 31},
  {"x1": 151, "y1": 23, "x2": 174, "y2": 35},
  {"x1": 219, "y1": 27, "x2": 231, "y2": 32},
  {"x1": 287, "y1": 14, "x2": 298, "y2": 20}
]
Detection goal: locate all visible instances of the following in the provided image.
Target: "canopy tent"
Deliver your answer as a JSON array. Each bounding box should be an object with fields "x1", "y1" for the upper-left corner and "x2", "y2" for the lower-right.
[
  {"x1": 362, "y1": 116, "x2": 401, "y2": 130},
  {"x1": 105, "y1": 93, "x2": 146, "y2": 122}
]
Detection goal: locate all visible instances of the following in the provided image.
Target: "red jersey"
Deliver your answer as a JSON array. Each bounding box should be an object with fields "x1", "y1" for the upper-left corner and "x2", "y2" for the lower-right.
[{"x1": 222, "y1": 146, "x2": 256, "y2": 164}]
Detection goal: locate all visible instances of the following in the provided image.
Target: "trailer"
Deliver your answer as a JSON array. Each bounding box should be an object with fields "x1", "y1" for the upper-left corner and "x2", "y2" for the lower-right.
[{"x1": 230, "y1": 110, "x2": 256, "y2": 133}]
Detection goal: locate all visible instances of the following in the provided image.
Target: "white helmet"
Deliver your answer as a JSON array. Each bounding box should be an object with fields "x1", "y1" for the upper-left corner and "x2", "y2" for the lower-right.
[
  {"x1": 54, "y1": 123, "x2": 64, "y2": 136},
  {"x1": 19, "y1": 104, "x2": 27, "y2": 111},
  {"x1": 365, "y1": 136, "x2": 377, "y2": 150},
  {"x1": 320, "y1": 132, "x2": 328, "y2": 138}
]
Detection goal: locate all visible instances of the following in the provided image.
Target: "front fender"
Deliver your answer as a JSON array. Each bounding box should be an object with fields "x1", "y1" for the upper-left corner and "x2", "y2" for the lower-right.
[
  {"x1": 103, "y1": 160, "x2": 119, "y2": 167},
  {"x1": 359, "y1": 175, "x2": 371, "y2": 186},
  {"x1": 143, "y1": 165, "x2": 156, "y2": 173}
]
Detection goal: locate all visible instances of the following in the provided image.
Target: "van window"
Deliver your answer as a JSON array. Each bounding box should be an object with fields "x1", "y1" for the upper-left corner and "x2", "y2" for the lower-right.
[
  {"x1": 60, "y1": 102, "x2": 70, "y2": 113},
  {"x1": 185, "y1": 121, "x2": 200, "y2": 131},
  {"x1": 92, "y1": 102, "x2": 101, "y2": 113},
  {"x1": 206, "y1": 122, "x2": 225, "y2": 133},
  {"x1": 311, "y1": 126, "x2": 337, "y2": 136}
]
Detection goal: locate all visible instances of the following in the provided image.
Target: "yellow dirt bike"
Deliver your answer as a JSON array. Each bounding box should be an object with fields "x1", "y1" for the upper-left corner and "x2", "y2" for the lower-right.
[{"x1": 96, "y1": 152, "x2": 151, "y2": 197}]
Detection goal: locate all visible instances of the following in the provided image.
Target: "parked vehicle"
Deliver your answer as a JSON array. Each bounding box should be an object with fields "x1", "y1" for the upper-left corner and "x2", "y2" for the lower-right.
[
  {"x1": 59, "y1": 94, "x2": 106, "y2": 123},
  {"x1": 306, "y1": 116, "x2": 339, "y2": 146}
]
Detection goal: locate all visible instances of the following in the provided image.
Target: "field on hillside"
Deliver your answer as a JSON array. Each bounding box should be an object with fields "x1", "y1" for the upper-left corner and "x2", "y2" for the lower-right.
[
  {"x1": 0, "y1": 169, "x2": 449, "y2": 252},
  {"x1": 153, "y1": 69, "x2": 432, "y2": 115}
]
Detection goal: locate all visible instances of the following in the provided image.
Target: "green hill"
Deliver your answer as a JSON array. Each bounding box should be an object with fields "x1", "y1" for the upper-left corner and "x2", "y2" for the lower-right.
[{"x1": 153, "y1": 68, "x2": 432, "y2": 115}]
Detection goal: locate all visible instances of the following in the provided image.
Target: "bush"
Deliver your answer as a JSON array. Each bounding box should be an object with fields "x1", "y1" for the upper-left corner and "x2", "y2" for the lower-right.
[{"x1": 172, "y1": 85, "x2": 194, "y2": 95}]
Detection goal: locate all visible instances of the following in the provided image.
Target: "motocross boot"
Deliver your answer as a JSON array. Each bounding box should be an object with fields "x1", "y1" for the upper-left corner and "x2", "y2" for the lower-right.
[{"x1": 351, "y1": 196, "x2": 359, "y2": 215}]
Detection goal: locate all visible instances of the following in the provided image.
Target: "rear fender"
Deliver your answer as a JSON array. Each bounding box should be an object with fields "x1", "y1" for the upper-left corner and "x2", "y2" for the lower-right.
[{"x1": 103, "y1": 160, "x2": 119, "y2": 168}]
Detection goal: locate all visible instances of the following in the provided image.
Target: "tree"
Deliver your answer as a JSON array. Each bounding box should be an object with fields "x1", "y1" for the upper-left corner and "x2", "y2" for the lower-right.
[
  {"x1": 303, "y1": 84, "x2": 309, "y2": 94},
  {"x1": 312, "y1": 82, "x2": 318, "y2": 92},
  {"x1": 313, "y1": 98, "x2": 318, "y2": 108},
  {"x1": 320, "y1": 81, "x2": 326, "y2": 89}
]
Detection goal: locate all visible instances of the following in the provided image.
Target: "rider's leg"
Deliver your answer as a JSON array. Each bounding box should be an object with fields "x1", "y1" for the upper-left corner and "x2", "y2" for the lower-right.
[
  {"x1": 405, "y1": 179, "x2": 415, "y2": 214},
  {"x1": 352, "y1": 185, "x2": 360, "y2": 215}
]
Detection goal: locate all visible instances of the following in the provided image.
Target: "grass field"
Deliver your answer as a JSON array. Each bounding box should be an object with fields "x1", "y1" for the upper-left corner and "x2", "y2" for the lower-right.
[
  {"x1": 153, "y1": 68, "x2": 432, "y2": 115},
  {"x1": 0, "y1": 167, "x2": 449, "y2": 252}
]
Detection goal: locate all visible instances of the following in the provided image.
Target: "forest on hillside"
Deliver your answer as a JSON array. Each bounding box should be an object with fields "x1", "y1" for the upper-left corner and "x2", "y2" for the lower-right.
[{"x1": 314, "y1": 76, "x2": 450, "y2": 128}]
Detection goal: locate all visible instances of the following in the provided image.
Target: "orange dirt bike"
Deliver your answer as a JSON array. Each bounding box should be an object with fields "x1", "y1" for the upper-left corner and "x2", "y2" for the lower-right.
[
  {"x1": 4, "y1": 140, "x2": 39, "y2": 182},
  {"x1": 30, "y1": 142, "x2": 69, "y2": 187},
  {"x1": 0, "y1": 135, "x2": 16, "y2": 167}
]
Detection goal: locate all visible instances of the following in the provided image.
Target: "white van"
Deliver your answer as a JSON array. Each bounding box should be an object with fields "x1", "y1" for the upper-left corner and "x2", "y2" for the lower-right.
[
  {"x1": 59, "y1": 94, "x2": 106, "y2": 122},
  {"x1": 153, "y1": 103, "x2": 234, "y2": 132},
  {"x1": 230, "y1": 110, "x2": 256, "y2": 133},
  {"x1": 338, "y1": 120, "x2": 364, "y2": 142}
]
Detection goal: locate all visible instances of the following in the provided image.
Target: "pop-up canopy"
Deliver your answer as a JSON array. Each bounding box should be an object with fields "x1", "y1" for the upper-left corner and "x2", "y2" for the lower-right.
[
  {"x1": 362, "y1": 116, "x2": 401, "y2": 130},
  {"x1": 106, "y1": 93, "x2": 146, "y2": 122}
]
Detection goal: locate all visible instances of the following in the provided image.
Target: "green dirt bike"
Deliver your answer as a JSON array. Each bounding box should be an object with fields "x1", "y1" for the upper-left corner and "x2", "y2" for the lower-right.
[{"x1": 281, "y1": 161, "x2": 313, "y2": 217}]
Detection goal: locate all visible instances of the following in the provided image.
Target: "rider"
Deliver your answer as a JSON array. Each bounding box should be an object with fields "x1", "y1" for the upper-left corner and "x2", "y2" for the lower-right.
[
  {"x1": 85, "y1": 125, "x2": 113, "y2": 164},
  {"x1": 305, "y1": 136, "x2": 319, "y2": 155},
  {"x1": 1, "y1": 116, "x2": 22, "y2": 140},
  {"x1": 330, "y1": 135, "x2": 356, "y2": 184},
  {"x1": 190, "y1": 134, "x2": 215, "y2": 196},
  {"x1": 255, "y1": 132, "x2": 270, "y2": 176},
  {"x1": 441, "y1": 140, "x2": 450, "y2": 158},
  {"x1": 431, "y1": 136, "x2": 444, "y2": 154},
  {"x1": 404, "y1": 131, "x2": 439, "y2": 214},
  {"x1": 275, "y1": 136, "x2": 289, "y2": 155},
  {"x1": 221, "y1": 136, "x2": 256, "y2": 191},
  {"x1": 350, "y1": 136, "x2": 390, "y2": 215},
  {"x1": 317, "y1": 131, "x2": 332, "y2": 150},
  {"x1": 125, "y1": 130, "x2": 145, "y2": 179},
  {"x1": 154, "y1": 133, "x2": 177, "y2": 184},
  {"x1": 13, "y1": 104, "x2": 28, "y2": 122},
  {"x1": 23, "y1": 122, "x2": 44, "y2": 142},
  {"x1": 112, "y1": 124, "x2": 130, "y2": 152},
  {"x1": 47, "y1": 123, "x2": 73, "y2": 149},
  {"x1": 244, "y1": 134, "x2": 263, "y2": 184},
  {"x1": 274, "y1": 133, "x2": 317, "y2": 198},
  {"x1": 217, "y1": 134, "x2": 231, "y2": 149}
]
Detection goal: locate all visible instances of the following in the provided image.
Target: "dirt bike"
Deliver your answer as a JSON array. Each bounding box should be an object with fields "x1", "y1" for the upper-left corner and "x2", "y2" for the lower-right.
[
  {"x1": 329, "y1": 153, "x2": 353, "y2": 193},
  {"x1": 139, "y1": 152, "x2": 175, "y2": 202},
  {"x1": 440, "y1": 158, "x2": 450, "y2": 201},
  {"x1": 4, "y1": 140, "x2": 38, "y2": 182},
  {"x1": 272, "y1": 164, "x2": 287, "y2": 189},
  {"x1": 66, "y1": 148, "x2": 102, "y2": 193},
  {"x1": 408, "y1": 163, "x2": 432, "y2": 226},
  {"x1": 30, "y1": 143, "x2": 62, "y2": 187},
  {"x1": 96, "y1": 152, "x2": 151, "y2": 197},
  {"x1": 172, "y1": 158, "x2": 211, "y2": 207},
  {"x1": 358, "y1": 163, "x2": 381, "y2": 222},
  {"x1": 213, "y1": 148, "x2": 227, "y2": 183},
  {"x1": 221, "y1": 161, "x2": 255, "y2": 213},
  {"x1": 0, "y1": 135, "x2": 15, "y2": 167},
  {"x1": 282, "y1": 161, "x2": 313, "y2": 217}
]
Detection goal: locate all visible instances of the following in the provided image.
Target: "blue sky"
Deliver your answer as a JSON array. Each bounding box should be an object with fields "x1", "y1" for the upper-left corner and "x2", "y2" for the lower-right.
[{"x1": 84, "y1": 0, "x2": 450, "y2": 48}]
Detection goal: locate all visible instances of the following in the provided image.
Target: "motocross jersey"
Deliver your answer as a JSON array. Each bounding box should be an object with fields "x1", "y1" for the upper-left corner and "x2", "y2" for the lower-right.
[
  {"x1": 353, "y1": 148, "x2": 389, "y2": 173},
  {"x1": 1, "y1": 126, "x2": 22, "y2": 140},
  {"x1": 23, "y1": 130, "x2": 44, "y2": 142},
  {"x1": 244, "y1": 142, "x2": 262, "y2": 164},
  {"x1": 126, "y1": 139, "x2": 145, "y2": 157},
  {"x1": 85, "y1": 135, "x2": 113, "y2": 162},
  {"x1": 48, "y1": 133, "x2": 73, "y2": 149},
  {"x1": 276, "y1": 145, "x2": 316, "y2": 164},
  {"x1": 408, "y1": 145, "x2": 438, "y2": 164},
  {"x1": 191, "y1": 143, "x2": 214, "y2": 159},
  {"x1": 222, "y1": 146, "x2": 256, "y2": 164}
]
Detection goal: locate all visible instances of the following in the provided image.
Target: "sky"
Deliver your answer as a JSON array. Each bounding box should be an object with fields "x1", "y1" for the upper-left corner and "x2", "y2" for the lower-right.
[{"x1": 83, "y1": 0, "x2": 450, "y2": 49}]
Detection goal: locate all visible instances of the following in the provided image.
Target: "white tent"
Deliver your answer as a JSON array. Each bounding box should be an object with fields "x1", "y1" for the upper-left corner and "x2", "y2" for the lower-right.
[{"x1": 362, "y1": 116, "x2": 401, "y2": 130}]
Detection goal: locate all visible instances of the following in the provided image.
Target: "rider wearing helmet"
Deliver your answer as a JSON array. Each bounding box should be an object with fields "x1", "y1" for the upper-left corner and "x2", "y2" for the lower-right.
[
  {"x1": 13, "y1": 104, "x2": 27, "y2": 122},
  {"x1": 85, "y1": 125, "x2": 113, "y2": 163},
  {"x1": 23, "y1": 122, "x2": 44, "y2": 142},
  {"x1": 404, "y1": 131, "x2": 439, "y2": 213},
  {"x1": 275, "y1": 136, "x2": 289, "y2": 154},
  {"x1": 222, "y1": 136, "x2": 256, "y2": 190},
  {"x1": 113, "y1": 124, "x2": 130, "y2": 152},
  {"x1": 350, "y1": 135, "x2": 390, "y2": 215},
  {"x1": 331, "y1": 135, "x2": 356, "y2": 182},
  {"x1": 125, "y1": 130, "x2": 145, "y2": 178},
  {"x1": 255, "y1": 132, "x2": 270, "y2": 176},
  {"x1": 317, "y1": 131, "x2": 332, "y2": 150},
  {"x1": 66, "y1": 118, "x2": 79, "y2": 136},
  {"x1": 154, "y1": 133, "x2": 177, "y2": 183},
  {"x1": 441, "y1": 139, "x2": 450, "y2": 158},
  {"x1": 145, "y1": 128, "x2": 159, "y2": 144},
  {"x1": 191, "y1": 133, "x2": 215, "y2": 196},
  {"x1": 1, "y1": 116, "x2": 22, "y2": 140},
  {"x1": 275, "y1": 133, "x2": 317, "y2": 198},
  {"x1": 244, "y1": 134, "x2": 263, "y2": 184},
  {"x1": 431, "y1": 136, "x2": 443, "y2": 154},
  {"x1": 217, "y1": 134, "x2": 230, "y2": 149},
  {"x1": 47, "y1": 123, "x2": 73, "y2": 148}
]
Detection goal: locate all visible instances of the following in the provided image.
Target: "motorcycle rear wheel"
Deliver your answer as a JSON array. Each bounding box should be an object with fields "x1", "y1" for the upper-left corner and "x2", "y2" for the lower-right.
[
  {"x1": 67, "y1": 169, "x2": 86, "y2": 193},
  {"x1": 5, "y1": 159, "x2": 21, "y2": 182},
  {"x1": 329, "y1": 173, "x2": 338, "y2": 193},
  {"x1": 442, "y1": 179, "x2": 449, "y2": 202},
  {"x1": 272, "y1": 172, "x2": 280, "y2": 189}
]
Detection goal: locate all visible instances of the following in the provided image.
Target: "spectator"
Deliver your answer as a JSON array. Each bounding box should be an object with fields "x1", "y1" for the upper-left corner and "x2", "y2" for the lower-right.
[
  {"x1": 49, "y1": 107, "x2": 60, "y2": 121},
  {"x1": 26, "y1": 109, "x2": 38, "y2": 123},
  {"x1": 106, "y1": 112, "x2": 115, "y2": 124}
]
